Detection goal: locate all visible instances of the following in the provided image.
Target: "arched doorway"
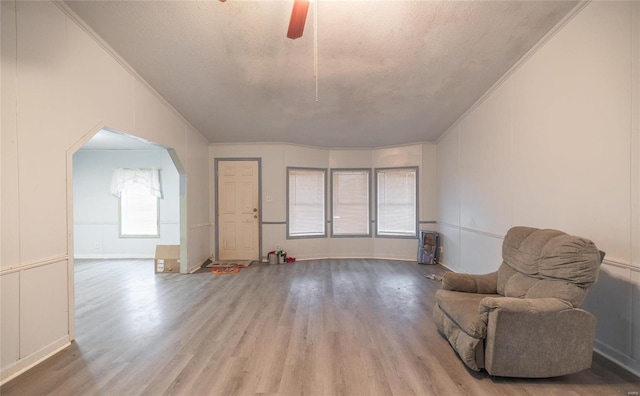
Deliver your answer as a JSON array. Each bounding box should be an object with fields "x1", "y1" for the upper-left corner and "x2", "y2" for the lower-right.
[{"x1": 65, "y1": 125, "x2": 187, "y2": 340}]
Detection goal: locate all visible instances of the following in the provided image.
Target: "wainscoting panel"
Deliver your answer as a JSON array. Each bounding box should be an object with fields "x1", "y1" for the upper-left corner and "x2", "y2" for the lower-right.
[
  {"x1": 583, "y1": 263, "x2": 640, "y2": 376},
  {"x1": 436, "y1": 223, "x2": 461, "y2": 272},
  {"x1": 188, "y1": 224, "x2": 210, "y2": 273},
  {"x1": 632, "y1": 269, "x2": 640, "y2": 369},
  {"x1": 329, "y1": 238, "x2": 374, "y2": 259},
  {"x1": 459, "y1": 229, "x2": 503, "y2": 275},
  {"x1": 19, "y1": 260, "x2": 69, "y2": 358},
  {"x1": 1, "y1": 273, "x2": 20, "y2": 370}
]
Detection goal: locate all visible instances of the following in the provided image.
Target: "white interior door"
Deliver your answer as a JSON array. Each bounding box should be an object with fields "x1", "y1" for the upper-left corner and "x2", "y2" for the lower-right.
[{"x1": 217, "y1": 160, "x2": 259, "y2": 260}]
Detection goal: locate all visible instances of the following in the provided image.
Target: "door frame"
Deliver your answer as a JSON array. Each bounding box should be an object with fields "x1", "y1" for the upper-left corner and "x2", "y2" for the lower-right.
[{"x1": 214, "y1": 158, "x2": 262, "y2": 261}]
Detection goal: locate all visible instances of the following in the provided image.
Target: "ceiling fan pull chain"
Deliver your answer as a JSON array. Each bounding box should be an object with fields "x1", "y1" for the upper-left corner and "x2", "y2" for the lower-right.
[{"x1": 314, "y1": 0, "x2": 318, "y2": 102}]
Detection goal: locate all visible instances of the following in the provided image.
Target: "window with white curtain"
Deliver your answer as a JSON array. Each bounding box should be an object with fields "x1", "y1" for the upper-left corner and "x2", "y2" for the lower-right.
[
  {"x1": 111, "y1": 168, "x2": 161, "y2": 237},
  {"x1": 376, "y1": 167, "x2": 417, "y2": 237},
  {"x1": 287, "y1": 168, "x2": 326, "y2": 238},
  {"x1": 331, "y1": 169, "x2": 370, "y2": 236},
  {"x1": 119, "y1": 184, "x2": 159, "y2": 237}
]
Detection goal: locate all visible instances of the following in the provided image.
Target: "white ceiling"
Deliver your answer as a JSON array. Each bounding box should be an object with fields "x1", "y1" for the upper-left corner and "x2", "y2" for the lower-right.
[{"x1": 65, "y1": 0, "x2": 578, "y2": 148}]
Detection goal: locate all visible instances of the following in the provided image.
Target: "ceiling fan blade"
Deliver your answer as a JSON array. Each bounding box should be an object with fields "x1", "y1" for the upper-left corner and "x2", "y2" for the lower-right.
[{"x1": 287, "y1": 0, "x2": 310, "y2": 40}]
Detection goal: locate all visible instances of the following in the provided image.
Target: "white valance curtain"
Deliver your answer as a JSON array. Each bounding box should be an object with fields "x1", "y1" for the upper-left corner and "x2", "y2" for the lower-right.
[{"x1": 110, "y1": 168, "x2": 162, "y2": 198}]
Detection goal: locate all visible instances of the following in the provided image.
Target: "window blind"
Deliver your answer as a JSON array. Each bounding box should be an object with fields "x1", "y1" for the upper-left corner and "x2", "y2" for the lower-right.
[
  {"x1": 377, "y1": 168, "x2": 417, "y2": 236},
  {"x1": 332, "y1": 170, "x2": 370, "y2": 236},
  {"x1": 288, "y1": 168, "x2": 326, "y2": 237}
]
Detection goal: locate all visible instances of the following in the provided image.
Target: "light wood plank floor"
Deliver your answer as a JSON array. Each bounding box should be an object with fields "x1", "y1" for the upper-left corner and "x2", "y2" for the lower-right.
[{"x1": 2, "y1": 259, "x2": 639, "y2": 395}]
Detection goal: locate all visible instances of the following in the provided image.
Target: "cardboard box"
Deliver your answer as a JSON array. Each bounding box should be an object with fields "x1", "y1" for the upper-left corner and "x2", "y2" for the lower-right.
[{"x1": 155, "y1": 245, "x2": 180, "y2": 273}]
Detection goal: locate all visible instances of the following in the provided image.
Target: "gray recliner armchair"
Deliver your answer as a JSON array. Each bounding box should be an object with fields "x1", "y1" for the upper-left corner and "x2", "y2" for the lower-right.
[{"x1": 433, "y1": 226, "x2": 604, "y2": 378}]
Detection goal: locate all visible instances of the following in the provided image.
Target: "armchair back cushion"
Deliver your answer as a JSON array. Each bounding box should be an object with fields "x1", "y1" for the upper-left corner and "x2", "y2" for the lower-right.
[{"x1": 496, "y1": 227, "x2": 602, "y2": 307}]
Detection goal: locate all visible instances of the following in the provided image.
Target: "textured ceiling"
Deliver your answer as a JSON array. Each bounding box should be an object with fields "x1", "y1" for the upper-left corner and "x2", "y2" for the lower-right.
[{"x1": 65, "y1": 1, "x2": 578, "y2": 148}]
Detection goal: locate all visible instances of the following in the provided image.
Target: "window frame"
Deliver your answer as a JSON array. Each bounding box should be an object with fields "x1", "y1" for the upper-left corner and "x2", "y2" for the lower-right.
[
  {"x1": 118, "y1": 184, "x2": 160, "y2": 238},
  {"x1": 330, "y1": 168, "x2": 372, "y2": 238},
  {"x1": 375, "y1": 166, "x2": 419, "y2": 238},
  {"x1": 286, "y1": 167, "x2": 328, "y2": 239}
]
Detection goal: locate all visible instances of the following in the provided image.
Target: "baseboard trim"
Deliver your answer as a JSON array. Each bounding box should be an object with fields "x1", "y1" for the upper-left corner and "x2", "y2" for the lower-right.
[
  {"x1": 594, "y1": 341, "x2": 640, "y2": 378},
  {"x1": 287, "y1": 256, "x2": 417, "y2": 262},
  {"x1": 436, "y1": 260, "x2": 456, "y2": 273},
  {"x1": 0, "y1": 336, "x2": 70, "y2": 386},
  {"x1": 74, "y1": 254, "x2": 155, "y2": 259}
]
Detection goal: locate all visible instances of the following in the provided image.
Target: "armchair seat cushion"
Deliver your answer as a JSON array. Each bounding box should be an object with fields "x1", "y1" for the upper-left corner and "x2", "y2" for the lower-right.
[{"x1": 435, "y1": 290, "x2": 496, "y2": 338}]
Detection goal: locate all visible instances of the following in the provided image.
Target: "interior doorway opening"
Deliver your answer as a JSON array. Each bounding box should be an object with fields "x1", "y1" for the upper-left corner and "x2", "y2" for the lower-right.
[{"x1": 66, "y1": 126, "x2": 187, "y2": 341}]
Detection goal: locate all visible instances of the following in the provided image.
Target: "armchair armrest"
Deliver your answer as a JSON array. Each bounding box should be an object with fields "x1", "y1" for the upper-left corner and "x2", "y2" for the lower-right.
[
  {"x1": 479, "y1": 296, "x2": 572, "y2": 319},
  {"x1": 480, "y1": 296, "x2": 596, "y2": 377},
  {"x1": 442, "y1": 271, "x2": 498, "y2": 294}
]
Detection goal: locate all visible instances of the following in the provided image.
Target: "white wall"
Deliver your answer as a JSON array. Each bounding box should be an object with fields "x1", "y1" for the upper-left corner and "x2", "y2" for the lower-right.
[
  {"x1": 0, "y1": 0, "x2": 210, "y2": 383},
  {"x1": 73, "y1": 149, "x2": 180, "y2": 258},
  {"x1": 210, "y1": 143, "x2": 437, "y2": 261},
  {"x1": 436, "y1": 2, "x2": 640, "y2": 375}
]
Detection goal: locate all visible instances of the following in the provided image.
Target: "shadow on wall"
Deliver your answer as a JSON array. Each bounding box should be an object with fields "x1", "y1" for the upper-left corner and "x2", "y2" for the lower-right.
[{"x1": 582, "y1": 263, "x2": 640, "y2": 376}]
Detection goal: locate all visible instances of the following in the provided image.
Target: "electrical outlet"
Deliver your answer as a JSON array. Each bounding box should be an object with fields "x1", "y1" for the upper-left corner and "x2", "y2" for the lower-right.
[
  {"x1": 266, "y1": 196, "x2": 273, "y2": 203},
  {"x1": 94, "y1": 241, "x2": 100, "y2": 250}
]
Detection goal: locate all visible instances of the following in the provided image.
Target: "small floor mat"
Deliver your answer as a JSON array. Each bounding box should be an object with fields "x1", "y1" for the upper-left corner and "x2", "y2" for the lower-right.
[
  {"x1": 210, "y1": 263, "x2": 248, "y2": 275},
  {"x1": 205, "y1": 260, "x2": 252, "y2": 268}
]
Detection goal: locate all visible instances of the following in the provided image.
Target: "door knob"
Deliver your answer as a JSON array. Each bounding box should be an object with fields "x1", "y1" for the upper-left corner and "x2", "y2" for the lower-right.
[
  {"x1": 254, "y1": 215, "x2": 258, "y2": 219},
  {"x1": 253, "y1": 208, "x2": 258, "y2": 212}
]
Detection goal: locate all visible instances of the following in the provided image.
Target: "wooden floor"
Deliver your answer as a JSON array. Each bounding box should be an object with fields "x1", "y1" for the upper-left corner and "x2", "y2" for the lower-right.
[{"x1": 1, "y1": 259, "x2": 639, "y2": 395}]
